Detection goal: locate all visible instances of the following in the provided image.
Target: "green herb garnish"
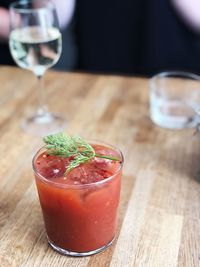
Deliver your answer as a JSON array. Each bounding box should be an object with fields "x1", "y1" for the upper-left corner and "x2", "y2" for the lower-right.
[{"x1": 43, "y1": 132, "x2": 120, "y2": 173}]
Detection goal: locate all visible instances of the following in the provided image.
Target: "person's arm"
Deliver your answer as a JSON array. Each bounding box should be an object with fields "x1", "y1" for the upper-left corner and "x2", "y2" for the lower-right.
[
  {"x1": 0, "y1": 7, "x2": 9, "y2": 41},
  {"x1": 171, "y1": 0, "x2": 200, "y2": 33},
  {"x1": 0, "y1": 0, "x2": 76, "y2": 41},
  {"x1": 52, "y1": 0, "x2": 75, "y2": 29}
]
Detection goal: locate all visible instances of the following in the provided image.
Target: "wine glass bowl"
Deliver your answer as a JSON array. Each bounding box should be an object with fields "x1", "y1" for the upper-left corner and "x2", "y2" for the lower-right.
[{"x1": 9, "y1": 0, "x2": 67, "y2": 136}]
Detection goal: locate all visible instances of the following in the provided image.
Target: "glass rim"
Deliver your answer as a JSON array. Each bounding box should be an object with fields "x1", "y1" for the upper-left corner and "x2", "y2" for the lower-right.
[
  {"x1": 10, "y1": 0, "x2": 54, "y2": 13},
  {"x1": 149, "y1": 70, "x2": 200, "y2": 92},
  {"x1": 150, "y1": 70, "x2": 200, "y2": 82},
  {"x1": 32, "y1": 140, "x2": 124, "y2": 189}
]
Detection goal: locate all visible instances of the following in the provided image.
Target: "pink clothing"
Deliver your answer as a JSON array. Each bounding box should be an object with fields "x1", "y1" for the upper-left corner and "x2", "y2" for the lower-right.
[
  {"x1": 52, "y1": 0, "x2": 75, "y2": 29},
  {"x1": 171, "y1": 0, "x2": 200, "y2": 32}
]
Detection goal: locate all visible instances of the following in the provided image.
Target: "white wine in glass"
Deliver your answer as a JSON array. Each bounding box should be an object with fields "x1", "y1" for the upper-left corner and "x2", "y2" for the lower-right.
[{"x1": 9, "y1": 0, "x2": 67, "y2": 136}]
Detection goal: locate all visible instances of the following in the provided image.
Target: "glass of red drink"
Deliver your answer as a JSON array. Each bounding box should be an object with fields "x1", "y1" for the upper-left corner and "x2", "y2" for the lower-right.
[{"x1": 32, "y1": 140, "x2": 123, "y2": 256}]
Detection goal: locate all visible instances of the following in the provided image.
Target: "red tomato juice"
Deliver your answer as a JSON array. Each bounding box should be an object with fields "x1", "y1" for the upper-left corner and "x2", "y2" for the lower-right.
[{"x1": 33, "y1": 142, "x2": 123, "y2": 255}]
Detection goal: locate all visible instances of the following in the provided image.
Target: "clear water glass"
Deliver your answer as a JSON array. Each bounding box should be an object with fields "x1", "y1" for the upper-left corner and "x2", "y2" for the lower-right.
[{"x1": 149, "y1": 71, "x2": 200, "y2": 129}]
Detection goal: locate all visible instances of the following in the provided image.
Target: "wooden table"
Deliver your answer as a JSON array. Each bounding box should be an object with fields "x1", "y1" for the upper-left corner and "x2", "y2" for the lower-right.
[{"x1": 0, "y1": 66, "x2": 200, "y2": 267}]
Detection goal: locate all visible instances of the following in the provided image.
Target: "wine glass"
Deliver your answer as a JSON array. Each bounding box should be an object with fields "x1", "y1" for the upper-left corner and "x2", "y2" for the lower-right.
[{"x1": 9, "y1": 0, "x2": 67, "y2": 136}]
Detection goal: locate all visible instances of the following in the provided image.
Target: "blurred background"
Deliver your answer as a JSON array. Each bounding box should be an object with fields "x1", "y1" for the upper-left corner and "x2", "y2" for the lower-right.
[{"x1": 1, "y1": 0, "x2": 200, "y2": 76}]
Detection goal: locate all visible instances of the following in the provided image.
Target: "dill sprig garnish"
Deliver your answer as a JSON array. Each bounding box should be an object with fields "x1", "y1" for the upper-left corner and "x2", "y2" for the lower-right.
[{"x1": 43, "y1": 132, "x2": 120, "y2": 173}]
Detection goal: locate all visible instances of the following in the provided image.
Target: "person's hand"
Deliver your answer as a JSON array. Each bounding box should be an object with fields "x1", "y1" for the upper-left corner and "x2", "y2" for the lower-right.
[
  {"x1": 0, "y1": 7, "x2": 9, "y2": 41},
  {"x1": 171, "y1": 0, "x2": 200, "y2": 33}
]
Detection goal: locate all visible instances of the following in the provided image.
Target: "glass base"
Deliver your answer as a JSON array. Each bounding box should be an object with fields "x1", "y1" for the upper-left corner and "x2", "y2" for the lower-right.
[
  {"x1": 48, "y1": 237, "x2": 114, "y2": 257},
  {"x1": 150, "y1": 97, "x2": 198, "y2": 129},
  {"x1": 21, "y1": 112, "x2": 67, "y2": 136},
  {"x1": 150, "y1": 113, "x2": 198, "y2": 129}
]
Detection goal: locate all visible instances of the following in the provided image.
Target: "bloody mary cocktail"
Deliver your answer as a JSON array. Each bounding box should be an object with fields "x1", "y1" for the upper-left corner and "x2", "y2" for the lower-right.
[{"x1": 32, "y1": 140, "x2": 123, "y2": 256}]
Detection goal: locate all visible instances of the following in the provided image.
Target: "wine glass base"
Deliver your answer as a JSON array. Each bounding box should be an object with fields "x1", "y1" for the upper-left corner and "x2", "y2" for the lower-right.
[{"x1": 21, "y1": 112, "x2": 67, "y2": 136}]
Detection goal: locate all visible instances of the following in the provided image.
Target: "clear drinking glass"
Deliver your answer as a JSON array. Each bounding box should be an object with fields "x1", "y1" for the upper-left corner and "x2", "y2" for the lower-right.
[
  {"x1": 9, "y1": 0, "x2": 67, "y2": 136},
  {"x1": 32, "y1": 140, "x2": 123, "y2": 256},
  {"x1": 149, "y1": 71, "x2": 200, "y2": 129}
]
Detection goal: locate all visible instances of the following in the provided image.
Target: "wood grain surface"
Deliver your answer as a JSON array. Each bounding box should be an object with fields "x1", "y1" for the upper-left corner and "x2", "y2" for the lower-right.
[{"x1": 0, "y1": 66, "x2": 200, "y2": 267}]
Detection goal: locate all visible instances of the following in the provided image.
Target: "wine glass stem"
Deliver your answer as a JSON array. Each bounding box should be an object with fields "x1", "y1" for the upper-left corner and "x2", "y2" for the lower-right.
[{"x1": 36, "y1": 75, "x2": 49, "y2": 116}]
